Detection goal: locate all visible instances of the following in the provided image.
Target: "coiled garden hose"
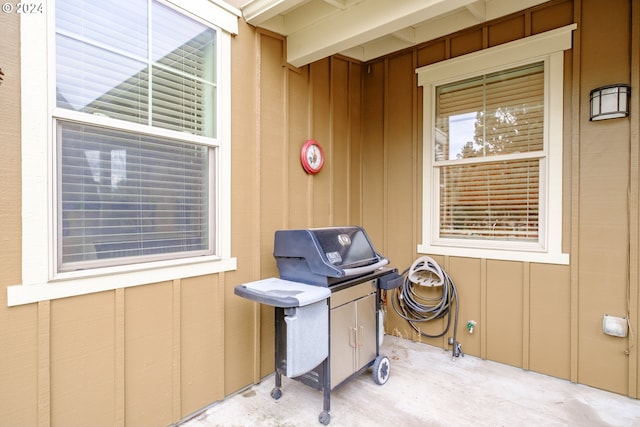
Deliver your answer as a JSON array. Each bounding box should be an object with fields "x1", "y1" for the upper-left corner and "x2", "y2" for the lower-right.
[{"x1": 391, "y1": 256, "x2": 462, "y2": 357}]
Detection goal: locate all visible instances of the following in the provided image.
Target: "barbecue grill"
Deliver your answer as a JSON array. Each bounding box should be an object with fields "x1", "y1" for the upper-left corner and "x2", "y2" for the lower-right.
[{"x1": 235, "y1": 226, "x2": 402, "y2": 425}]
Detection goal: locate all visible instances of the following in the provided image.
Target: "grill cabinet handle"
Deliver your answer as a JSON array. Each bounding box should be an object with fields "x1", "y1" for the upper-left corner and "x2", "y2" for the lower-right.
[{"x1": 350, "y1": 327, "x2": 358, "y2": 348}]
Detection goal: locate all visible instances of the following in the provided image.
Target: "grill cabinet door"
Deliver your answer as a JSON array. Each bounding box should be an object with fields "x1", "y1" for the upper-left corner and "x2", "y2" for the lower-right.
[
  {"x1": 355, "y1": 293, "x2": 377, "y2": 369},
  {"x1": 329, "y1": 281, "x2": 377, "y2": 387},
  {"x1": 329, "y1": 302, "x2": 356, "y2": 386}
]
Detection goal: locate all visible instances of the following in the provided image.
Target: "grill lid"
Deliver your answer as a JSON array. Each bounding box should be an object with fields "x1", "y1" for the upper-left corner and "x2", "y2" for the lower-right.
[{"x1": 273, "y1": 226, "x2": 389, "y2": 286}]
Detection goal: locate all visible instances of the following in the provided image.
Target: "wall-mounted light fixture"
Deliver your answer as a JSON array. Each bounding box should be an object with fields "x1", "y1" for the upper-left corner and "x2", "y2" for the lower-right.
[{"x1": 590, "y1": 84, "x2": 631, "y2": 121}]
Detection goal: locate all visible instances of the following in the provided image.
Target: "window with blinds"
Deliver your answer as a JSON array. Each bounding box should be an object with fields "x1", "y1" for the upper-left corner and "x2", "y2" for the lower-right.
[
  {"x1": 54, "y1": 0, "x2": 217, "y2": 271},
  {"x1": 434, "y1": 62, "x2": 544, "y2": 243}
]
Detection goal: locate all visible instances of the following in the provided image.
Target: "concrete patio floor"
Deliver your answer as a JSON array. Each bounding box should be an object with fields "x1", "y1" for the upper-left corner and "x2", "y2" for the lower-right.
[{"x1": 178, "y1": 335, "x2": 640, "y2": 426}]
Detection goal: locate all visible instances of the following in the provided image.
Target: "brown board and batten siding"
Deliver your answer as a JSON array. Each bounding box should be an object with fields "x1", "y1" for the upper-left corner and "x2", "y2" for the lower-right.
[
  {"x1": 2, "y1": 1, "x2": 640, "y2": 426},
  {"x1": 367, "y1": 0, "x2": 640, "y2": 399},
  {"x1": 370, "y1": 0, "x2": 576, "y2": 381},
  {"x1": 578, "y1": 0, "x2": 635, "y2": 395},
  {"x1": 0, "y1": 10, "x2": 37, "y2": 427}
]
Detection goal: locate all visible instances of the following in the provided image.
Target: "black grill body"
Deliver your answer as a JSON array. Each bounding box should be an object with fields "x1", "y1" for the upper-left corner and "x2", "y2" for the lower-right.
[
  {"x1": 270, "y1": 226, "x2": 402, "y2": 425},
  {"x1": 273, "y1": 226, "x2": 390, "y2": 287}
]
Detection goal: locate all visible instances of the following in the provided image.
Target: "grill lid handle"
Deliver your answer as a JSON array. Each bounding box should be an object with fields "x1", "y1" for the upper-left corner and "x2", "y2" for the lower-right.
[{"x1": 341, "y1": 258, "x2": 389, "y2": 277}]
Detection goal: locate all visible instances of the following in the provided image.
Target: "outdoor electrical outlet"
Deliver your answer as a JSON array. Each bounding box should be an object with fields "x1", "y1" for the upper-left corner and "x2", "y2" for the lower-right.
[
  {"x1": 603, "y1": 314, "x2": 628, "y2": 337},
  {"x1": 467, "y1": 320, "x2": 477, "y2": 333}
]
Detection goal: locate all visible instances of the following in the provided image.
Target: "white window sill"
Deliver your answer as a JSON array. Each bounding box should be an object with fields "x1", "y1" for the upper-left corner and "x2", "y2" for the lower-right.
[
  {"x1": 418, "y1": 244, "x2": 569, "y2": 265},
  {"x1": 7, "y1": 256, "x2": 237, "y2": 306}
]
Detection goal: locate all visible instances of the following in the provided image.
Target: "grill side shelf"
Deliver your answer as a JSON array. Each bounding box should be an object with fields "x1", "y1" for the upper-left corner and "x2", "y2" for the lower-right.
[{"x1": 234, "y1": 277, "x2": 331, "y2": 308}]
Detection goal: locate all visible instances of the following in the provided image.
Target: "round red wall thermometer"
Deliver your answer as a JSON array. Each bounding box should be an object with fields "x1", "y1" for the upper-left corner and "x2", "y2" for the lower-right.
[{"x1": 300, "y1": 139, "x2": 325, "y2": 174}]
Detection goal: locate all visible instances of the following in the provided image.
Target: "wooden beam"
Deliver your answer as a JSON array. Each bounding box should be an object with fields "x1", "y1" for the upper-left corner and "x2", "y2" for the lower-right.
[
  {"x1": 465, "y1": 0, "x2": 486, "y2": 21},
  {"x1": 287, "y1": 0, "x2": 475, "y2": 66}
]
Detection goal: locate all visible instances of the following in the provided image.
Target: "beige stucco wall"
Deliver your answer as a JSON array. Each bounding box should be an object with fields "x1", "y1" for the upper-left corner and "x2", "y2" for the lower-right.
[{"x1": 1, "y1": 0, "x2": 640, "y2": 425}]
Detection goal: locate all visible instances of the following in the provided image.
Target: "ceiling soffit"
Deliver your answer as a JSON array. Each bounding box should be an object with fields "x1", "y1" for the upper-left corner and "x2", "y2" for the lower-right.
[{"x1": 241, "y1": 0, "x2": 551, "y2": 67}]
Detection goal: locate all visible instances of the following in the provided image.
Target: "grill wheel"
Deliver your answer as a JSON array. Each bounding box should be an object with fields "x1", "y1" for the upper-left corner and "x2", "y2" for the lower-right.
[{"x1": 372, "y1": 355, "x2": 390, "y2": 385}]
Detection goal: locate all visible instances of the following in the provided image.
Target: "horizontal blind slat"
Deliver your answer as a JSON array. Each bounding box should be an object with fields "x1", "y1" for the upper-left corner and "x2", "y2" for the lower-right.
[
  {"x1": 435, "y1": 61, "x2": 544, "y2": 164},
  {"x1": 56, "y1": 0, "x2": 148, "y2": 58},
  {"x1": 56, "y1": 0, "x2": 218, "y2": 269},
  {"x1": 439, "y1": 157, "x2": 539, "y2": 241},
  {"x1": 59, "y1": 121, "x2": 210, "y2": 266}
]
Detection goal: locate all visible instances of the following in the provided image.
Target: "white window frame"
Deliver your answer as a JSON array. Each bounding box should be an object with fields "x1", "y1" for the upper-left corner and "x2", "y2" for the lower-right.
[
  {"x1": 8, "y1": 0, "x2": 239, "y2": 306},
  {"x1": 416, "y1": 24, "x2": 576, "y2": 265}
]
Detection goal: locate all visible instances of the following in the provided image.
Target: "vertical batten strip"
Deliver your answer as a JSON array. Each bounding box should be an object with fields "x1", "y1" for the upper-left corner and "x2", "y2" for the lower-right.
[
  {"x1": 37, "y1": 300, "x2": 50, "y2": 427},
  {"x1": 480, "y1": 258, "x2": 488, "y2": 359},
  {"x1": 328, "y1": 57, "x2": 334, "y2": 225},
  {"x1": 628, "y1": 0, "x2": 640, "y2": 399},
  {"x1": 282, "y1": 39, "x2": 291, "y2": 228},
  {"x1": 115, "y1": 289, "x2": 125, "y2": 427},
  {"x1": 413, "y1": 50, "x2": 419, "y2": 263},
  {"x1": 214, "y1": 273, "x2": 226, "y2": 399},
  {"x1": 346, "y1": 61, "x2": 353, "y2": 224},
  {"x1": 355, "y1": 63, "x2": 365, "y2": 226},
  {"x1": 253, "y1": 30, "x2": 263, "y2": 384},
  {"x1": 522, "y1": 262, "x2": 531, "y2": 370},
  {"x1": 172, "y1": 279, "x2": 181, "y2": 419},
  {"x1": 383, "y1": 57, "x2": 390, "y2": 256},
  {"x1": 307, "y1": 62, "x2": 314, "y2": 226},
  {"x1": 569, "y1": 0, "x2": 582, "y2": 385},
  {"x1": 443, "y1": 256, "x2": 451, "y2": 350}
]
